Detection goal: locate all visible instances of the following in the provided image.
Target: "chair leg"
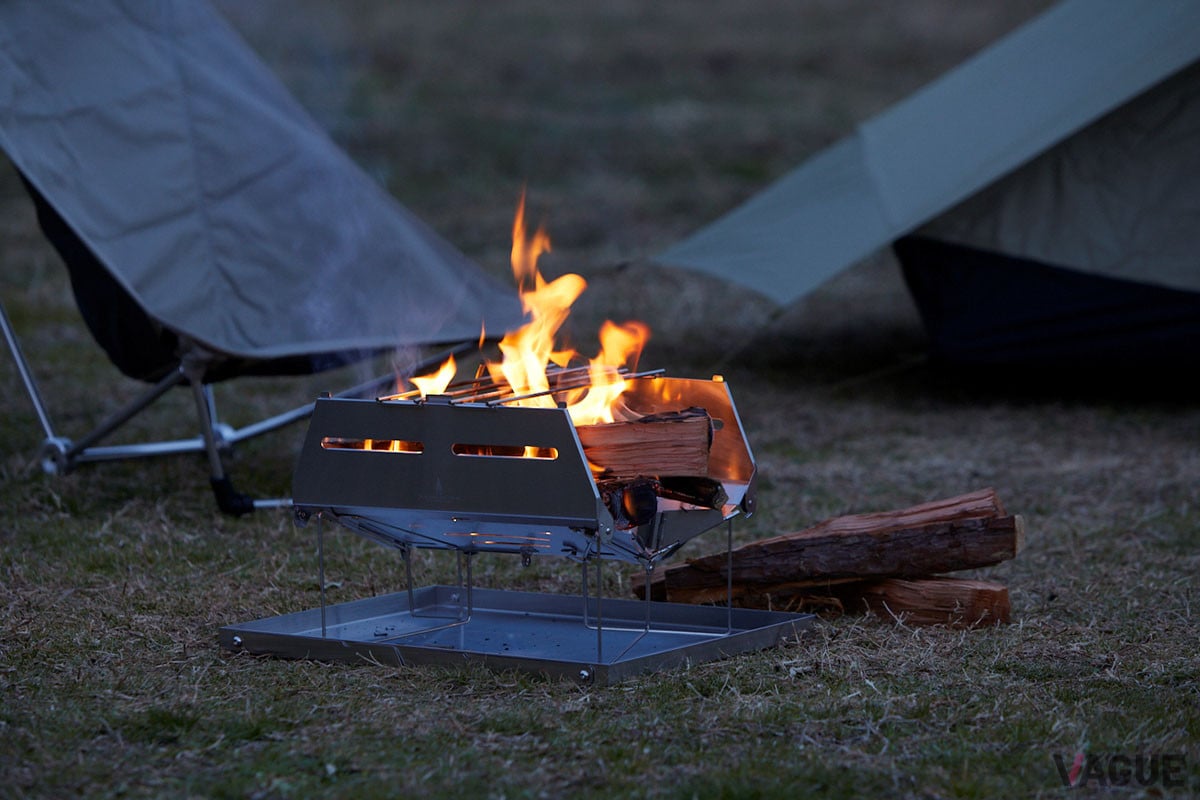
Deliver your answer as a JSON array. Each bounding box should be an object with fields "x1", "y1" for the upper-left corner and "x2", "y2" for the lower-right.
[
  {"x1": 5, "y1": 299, "x2": 203, "y2": 473},
  {"x1": 182, "y1": 363, "x2": 255, "y2": 516},
  {"x1": 1, "y1": 299, "x2": 59, "y2": 443},
  {"x1": 8, "y1": 314, "x2": 472, "y2": 515},
  {"x1": 63, "y1": 368, "x2": 188, "y2": 467}
]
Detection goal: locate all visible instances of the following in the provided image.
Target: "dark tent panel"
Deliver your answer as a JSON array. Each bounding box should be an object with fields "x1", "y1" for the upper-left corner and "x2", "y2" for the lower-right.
[
  {"x1": 655, "y1": 0, "x2": 1200, "y2": 370},
  {"x1": 896, "y1": 236, "x2": 1200, "y2": 370},
  {"x1": 19, "y1": 173, "x2": 181, "y2": 383},
  {"x1": 899, "y1": 56, "x2": 1200, "y2": 368}
]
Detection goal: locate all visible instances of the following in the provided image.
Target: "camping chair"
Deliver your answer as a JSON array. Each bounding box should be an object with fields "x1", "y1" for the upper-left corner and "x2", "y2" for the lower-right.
[{"x1": 0, "y1": 0, "x2": 522, "y2": 514}]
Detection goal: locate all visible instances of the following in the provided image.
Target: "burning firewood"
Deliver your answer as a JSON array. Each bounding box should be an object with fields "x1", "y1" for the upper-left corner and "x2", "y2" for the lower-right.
[
  {"x1": 576, "y1": 406, "x2": 713, "y2": 480},
  {"x1": 631, "y1": 488, "x2": 1022, "y2": 627},
  {"x1": 580, "y1": 407, "x2": 722, "y2": 528},
  {"x1": 596, "y1": 475, "x2": 728, "y2": 529}
]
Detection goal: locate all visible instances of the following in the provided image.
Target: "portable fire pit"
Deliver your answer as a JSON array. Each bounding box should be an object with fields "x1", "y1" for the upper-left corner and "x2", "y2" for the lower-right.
[{"x1": 221, "y1": 369, "x2": 811, "y2": 684}]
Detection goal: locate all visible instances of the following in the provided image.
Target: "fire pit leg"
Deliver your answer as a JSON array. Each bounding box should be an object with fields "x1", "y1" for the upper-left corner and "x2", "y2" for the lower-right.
[
  {"x1": 579, "y1": 557, "x2": 605, "y2": 664},
  {"x1": 725, "y1": 518, "x2": 734, "y2": 634},
  {"x1": 581, "y1": 555, "x2": 657, "y2": 663},
  {"x1": 608, "y1": 563, "x2": 658, "y2": 662},
  {"x1": 399, "y1": 544, "x2": 472, "y2": 623},
  {"x1": 457, "y1": 550, "x2": 476, "y2": 626},
  {"x1": 594, "y1": 556, "x2": 603, "y2": 664},
  {"x1": 317, "y1": 514, "x2": 327, "y2": 638},
  {"x1": 402, "y1": 545, "x2": 416, "y2": 615},
  {"x1": 372, "y1": 548, "x2": 475, "y2": 645},
  {"x1": 644, "y1": 563, "x2": 654, "y2": 626}
]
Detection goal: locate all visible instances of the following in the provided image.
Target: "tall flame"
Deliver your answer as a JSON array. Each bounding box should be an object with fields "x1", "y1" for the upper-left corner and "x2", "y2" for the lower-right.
[{"x1": 405, "y1": 190, "x2": 649, "y2": 425}]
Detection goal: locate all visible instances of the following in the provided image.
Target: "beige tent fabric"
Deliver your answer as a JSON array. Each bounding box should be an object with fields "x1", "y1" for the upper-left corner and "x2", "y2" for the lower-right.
[
  {"x1": 918, "y1": 59, "x2": 1200, "y2": 293},
  {"x1": 656, "y1": 0, "x2": 1200, "y2": 305}
]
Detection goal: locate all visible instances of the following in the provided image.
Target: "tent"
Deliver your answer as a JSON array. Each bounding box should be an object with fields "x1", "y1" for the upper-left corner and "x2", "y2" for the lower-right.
[
  {"x1": 0, "y1": 0, "x2": 524, "y2": 512},
  {"x1": 656, "y1": 0, "x2": 1200, "y2": 369}
]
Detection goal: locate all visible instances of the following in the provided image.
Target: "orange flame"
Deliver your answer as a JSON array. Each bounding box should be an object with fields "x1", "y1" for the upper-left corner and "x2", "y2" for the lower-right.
[
  {"x1": 405, "y1": 190, "x2": 649, "y2": 424},
  {"x1": 410, "y1": 353, "x2": 457, "y2": 397},
  {"x1": 568, "y1": 320, "x2": 650, "y2": 424},
  {"x1": 487, "y1": 193, "x2": 584, "y2": 403}
]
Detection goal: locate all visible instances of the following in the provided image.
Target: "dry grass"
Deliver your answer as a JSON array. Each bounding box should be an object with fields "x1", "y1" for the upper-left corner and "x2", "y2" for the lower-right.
[{"x1": 3, "y1": 2, "x2": 1198, "y2": 798}]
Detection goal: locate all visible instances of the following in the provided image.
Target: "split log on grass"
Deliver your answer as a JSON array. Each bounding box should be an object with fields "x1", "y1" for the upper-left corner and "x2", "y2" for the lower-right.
[
  {"x1": 633, "y1": 488, "x2": 1023, "y2": 602},
  {"x1": 576, "y1": 406, "x2": 712, "y2": 479},
  {"x1": 854, "y1": 577, "x2": 1011, "y2": 628},
  {"x1": 696, "y1": 576, "x2": 1011, "y2": 629}
]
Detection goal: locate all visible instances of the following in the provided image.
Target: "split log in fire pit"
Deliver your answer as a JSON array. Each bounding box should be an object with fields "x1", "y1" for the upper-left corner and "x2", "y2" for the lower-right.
[
  {"x1": 631, "y1": 488, "x2": 1022, "y2": 629},
  {"x1": 576, "y1": 406, "x2": 714, "y2": 479},
  {"x1": 577, "y1": 406, "x2": 729, "y2": 528}
]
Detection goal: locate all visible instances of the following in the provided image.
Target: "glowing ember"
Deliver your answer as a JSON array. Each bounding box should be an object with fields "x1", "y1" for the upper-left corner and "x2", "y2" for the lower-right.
[{"x1": 405, "y1": 191, "x2": 649, "y2": 425}]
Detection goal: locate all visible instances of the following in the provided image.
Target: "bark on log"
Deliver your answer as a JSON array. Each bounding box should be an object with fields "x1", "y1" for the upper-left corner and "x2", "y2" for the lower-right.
[
  {"x1": 854, "y1": 577, "x2": 1010, "y2": 628},
  {"x1": 633, "y1": 488, "x2": 1021, "y2": 603},
  {"x1": 576, "y1": 407, "x2": 712, "y2": 478},
  {"x1": 689, "y1": 576, "x2": 1011, "y2": 629}
]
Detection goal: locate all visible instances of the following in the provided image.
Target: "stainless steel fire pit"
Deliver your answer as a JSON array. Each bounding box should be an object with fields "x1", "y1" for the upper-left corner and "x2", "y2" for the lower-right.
[
  {"x1": 292, "y1": 374, "x2": 754, "y2": 564},
  {"x1": 221, "y1": 372, "x2": 812, "y2": 683}
]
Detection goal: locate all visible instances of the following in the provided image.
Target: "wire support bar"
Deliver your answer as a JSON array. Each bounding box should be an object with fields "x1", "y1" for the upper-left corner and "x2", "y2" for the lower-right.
[{"x1": 486, "y1": 369, "x2": 665, "y2": 407}]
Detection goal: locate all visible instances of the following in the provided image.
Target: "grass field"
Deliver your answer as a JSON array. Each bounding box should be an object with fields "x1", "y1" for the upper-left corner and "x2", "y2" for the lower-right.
[{"x1": 3, "y1": 2, "x2": 1198, "y2": 797}]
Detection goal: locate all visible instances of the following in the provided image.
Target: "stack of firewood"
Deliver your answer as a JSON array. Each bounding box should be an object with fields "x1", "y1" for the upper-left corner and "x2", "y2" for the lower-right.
[{"x1": 631, "y1": 487, "x2": 1022, "y2": 629}]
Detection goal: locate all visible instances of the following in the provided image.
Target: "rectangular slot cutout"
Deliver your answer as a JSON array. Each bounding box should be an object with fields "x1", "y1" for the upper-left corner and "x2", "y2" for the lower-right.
[
  {"x1": 321, "y1": 437, "x2": 424, "y2": 453},
  {"x1": 451, "y1": 444, "x2": 558, "y2": 460}
]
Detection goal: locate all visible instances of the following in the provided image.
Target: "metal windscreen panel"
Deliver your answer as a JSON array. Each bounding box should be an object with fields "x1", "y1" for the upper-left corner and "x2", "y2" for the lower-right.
[{"x1": 291, "y1": 376, "x2": 757, "y2": 565}]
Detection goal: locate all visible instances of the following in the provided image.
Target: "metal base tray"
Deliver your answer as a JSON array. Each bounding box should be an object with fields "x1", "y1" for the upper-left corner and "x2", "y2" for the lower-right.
[{"x1": 220, "y1": 586, "x2": 813, "y2": 685}]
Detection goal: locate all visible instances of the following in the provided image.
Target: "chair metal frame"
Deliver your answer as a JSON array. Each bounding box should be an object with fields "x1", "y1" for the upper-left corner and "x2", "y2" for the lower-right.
[{"x1": 1, "y1": 299, "x2": 461, "y2": 514}]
